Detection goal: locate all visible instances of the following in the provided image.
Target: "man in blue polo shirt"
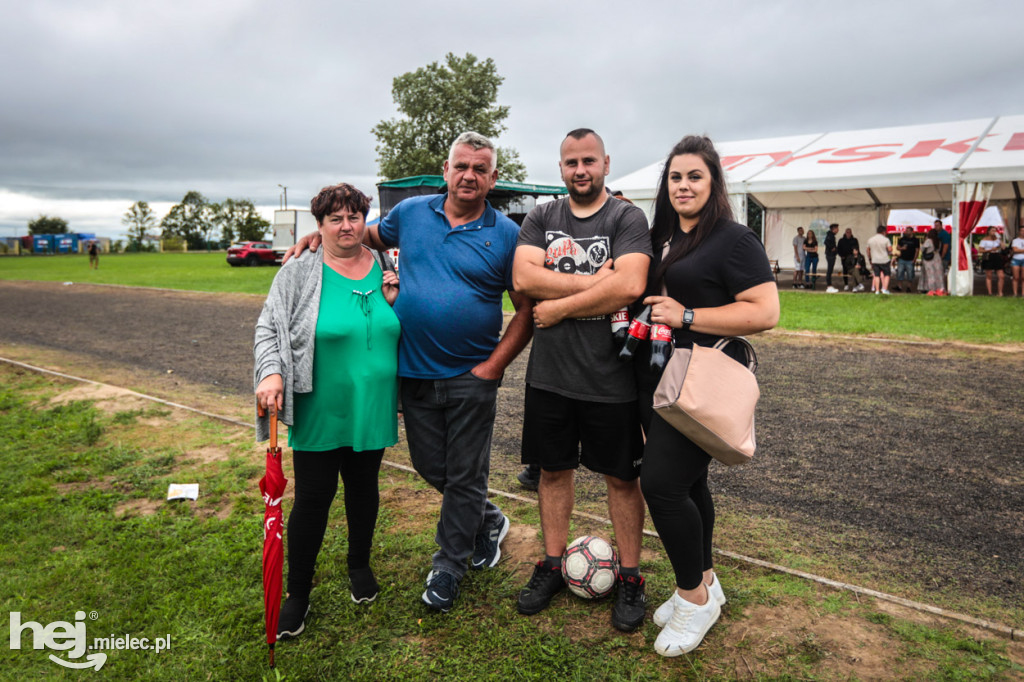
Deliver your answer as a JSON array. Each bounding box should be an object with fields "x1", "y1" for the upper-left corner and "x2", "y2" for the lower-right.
[{"x1": 286, "y1": 132, "x2": 533, "y2": 613}]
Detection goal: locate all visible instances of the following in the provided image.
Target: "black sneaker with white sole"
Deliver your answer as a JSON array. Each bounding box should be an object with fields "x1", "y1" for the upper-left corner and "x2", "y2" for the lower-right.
[
  {"x1": 471, "y1": 513, "x2": 510, "y2": 570},
  {"x1": 276, "y1": 594, "x2": 310, "y2": 640},
  {"x1": 349, "y1": 566, "x2": 379, "y2": 604},
  {"x1": 422, "y1": 569, "x2": 460, "y2": 612}
]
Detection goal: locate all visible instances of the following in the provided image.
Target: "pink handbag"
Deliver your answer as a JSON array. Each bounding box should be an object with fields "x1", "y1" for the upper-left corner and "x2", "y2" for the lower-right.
[{"x1": 652, "y1": 336, "x2": 759, "y2": 465}]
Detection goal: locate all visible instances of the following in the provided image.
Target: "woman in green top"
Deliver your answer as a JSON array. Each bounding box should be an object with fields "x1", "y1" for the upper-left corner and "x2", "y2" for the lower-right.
[{"x1": 254, "y1": 183, "x2": 400, "y2": 641}]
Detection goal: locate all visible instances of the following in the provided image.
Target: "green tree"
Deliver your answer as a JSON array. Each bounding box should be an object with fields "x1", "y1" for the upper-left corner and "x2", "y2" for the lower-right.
[
  {"x1": 211, "y1": 198, "x2": 270, "y2": 245},
  {"x1": 161, "y1": 191, "x2": 212, "y2": 250},
  {"x1": 122, "y1": 201, "x2": 156, "y2": 248},
  {"x1": 372, "y1": 52, "x2": 526, "y2": 182},
  {"x1": 28, "y1": 215, "x2": 69, "y2": 234}
]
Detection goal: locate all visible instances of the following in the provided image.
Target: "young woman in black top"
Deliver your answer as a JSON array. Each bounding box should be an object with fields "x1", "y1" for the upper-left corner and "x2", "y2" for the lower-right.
[
  {"x1": 635, "y1": 136, "x2": 779, "y2": 656},
  {"x1": 803, "y1": 230, "x2": 819, "y2": 288}
]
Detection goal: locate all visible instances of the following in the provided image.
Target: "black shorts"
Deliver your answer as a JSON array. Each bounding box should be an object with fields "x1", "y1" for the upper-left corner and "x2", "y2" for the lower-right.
[
  {"x1": 982, "y1": 254, "x2": 1005, "y2": 271},
  {"x1": 872, "y1": 263, "x2": 891, "y2": 277},
  {"x1": 521, "y1": 385, "x2": 643, "y2": 481}
]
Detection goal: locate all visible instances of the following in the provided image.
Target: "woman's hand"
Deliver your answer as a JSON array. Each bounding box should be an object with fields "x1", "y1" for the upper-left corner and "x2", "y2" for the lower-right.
[
  {"x1": 643, "y1": 295, "x2": 685, "y2": 328},
  {"x1": 382, "y1": 270, "x2": 400, "y2": 305},
  {"x1": 256, "y1": 374, "x2": 284, "y2": 413}
]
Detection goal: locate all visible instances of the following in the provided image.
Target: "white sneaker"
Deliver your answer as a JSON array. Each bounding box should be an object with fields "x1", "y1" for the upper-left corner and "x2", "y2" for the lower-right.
[
  {"x1": 882, "y1": 289, "x2": 891, "y2": 295},
  {"x1": 654, "y1": 592, "x2": 721, "y2": 657},
  {"x1": 874, "y1": 290, "x2": 880, "y2": 295},
  {"x1": 826, "y1": 286, "x2": 838, "y2": 293},
  {"x1": 843, "y1": 285, "x2": 850, "y2": 291},
  {"x1": 653, "y1": 575, "x2": 726, "y2": 627}
]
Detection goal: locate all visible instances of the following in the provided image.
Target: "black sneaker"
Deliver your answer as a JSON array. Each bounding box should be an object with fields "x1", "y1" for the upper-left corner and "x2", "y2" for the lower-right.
[
  {"x1": 349, "y1": 566, "x2": 379, "y2": 604},
  {"x1": 517, "y1": 465, "x2": 540, "y2": 491},
  {"x1": 422, "y1": 569, "x2": 460, "y2": 612},
  {"x1": 611, "y1": 573, "x2": 647, "y2": 632},
  {"x1": 471, "y1": 513, "x2": 510, "y2": 570},
  {"x1": 517, "y1": 561, "x2": 566, "y2": 615},
  {"x1": 277, "y1": 594, "x2": 310, "y2": 640}
]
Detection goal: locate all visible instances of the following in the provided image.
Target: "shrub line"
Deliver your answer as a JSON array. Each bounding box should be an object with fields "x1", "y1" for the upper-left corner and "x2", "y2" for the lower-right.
[{"x1": 4, "y1": 354, "x2": 1019, "y2": 643}]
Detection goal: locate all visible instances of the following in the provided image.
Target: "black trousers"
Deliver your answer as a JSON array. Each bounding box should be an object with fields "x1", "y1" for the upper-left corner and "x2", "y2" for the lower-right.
[
  {"x1": 825, "y1": 255, "x2": 837, "y2": 286},
  {"x1": 637, "y1": 390, "x2": 714, "y2": 590},
  {"x1": 286, "y1": 447, "x2": 385, "y2": 598}
]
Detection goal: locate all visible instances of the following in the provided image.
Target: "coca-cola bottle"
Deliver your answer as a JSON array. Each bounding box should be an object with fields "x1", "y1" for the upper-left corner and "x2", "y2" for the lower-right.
[
  {"x1": 617, "y1": 305, "x2": 651, "y2": 362},
  {"x1": 610, "y1": 307, "x2": 629, "y2": 345},
  {"x1": 649, "y1": 323, "x2": 673, "y2": 372}
]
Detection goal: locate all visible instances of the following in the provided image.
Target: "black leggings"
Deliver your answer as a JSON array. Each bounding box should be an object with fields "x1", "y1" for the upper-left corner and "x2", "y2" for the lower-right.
[
  {"x1": 286, "y1": 447, "x2": 384, "y2": 598},
  {"x1": 638, "y1": 394, "x2": 714, "y2": 590}
]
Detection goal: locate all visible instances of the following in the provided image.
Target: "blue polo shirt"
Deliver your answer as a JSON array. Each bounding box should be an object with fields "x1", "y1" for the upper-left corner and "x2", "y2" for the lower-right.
[{"x1": 377, "y1": 193, "x2": 519, "y2": 379}]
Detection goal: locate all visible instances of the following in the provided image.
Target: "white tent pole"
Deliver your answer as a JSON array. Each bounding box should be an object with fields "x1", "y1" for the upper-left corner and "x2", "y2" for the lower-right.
[{"x1": 950, "y1": 187, "x2": 960, "y2": 296}]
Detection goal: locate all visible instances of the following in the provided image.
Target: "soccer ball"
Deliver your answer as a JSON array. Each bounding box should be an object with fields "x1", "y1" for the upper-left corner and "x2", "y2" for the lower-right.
[{"x1": 561, "y1": 535, "x2": 619, "y2": 599}]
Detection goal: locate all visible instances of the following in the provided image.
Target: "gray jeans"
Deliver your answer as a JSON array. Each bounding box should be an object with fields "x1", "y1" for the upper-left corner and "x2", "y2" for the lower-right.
[{"x1": 401, "y1": 371, "x2": 504, "y2": 579}]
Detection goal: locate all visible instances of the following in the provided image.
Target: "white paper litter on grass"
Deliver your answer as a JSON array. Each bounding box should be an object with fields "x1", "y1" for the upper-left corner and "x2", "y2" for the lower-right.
[{"x1": 167, "y1": 483, "x2": 199, "y2": 501}]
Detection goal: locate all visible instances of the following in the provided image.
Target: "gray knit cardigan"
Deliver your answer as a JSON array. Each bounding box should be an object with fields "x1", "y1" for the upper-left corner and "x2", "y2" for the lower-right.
[
  {"x1": 252, "y1": 246, "x2": 396, "y2": 442},
  {"x1": 253, "y1": 248, "x2": 324, "y2": 442}
]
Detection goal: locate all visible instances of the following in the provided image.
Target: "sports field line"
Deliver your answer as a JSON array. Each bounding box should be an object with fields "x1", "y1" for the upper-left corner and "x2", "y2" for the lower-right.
[{"x1": 2, "y1": 355, "x2": 1020, "y2": 643}]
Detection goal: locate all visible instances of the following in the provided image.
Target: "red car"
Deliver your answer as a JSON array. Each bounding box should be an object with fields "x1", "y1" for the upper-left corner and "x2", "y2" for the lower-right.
[{"x1": 226, "y1": 241, "x2": 278, "y2": 267}]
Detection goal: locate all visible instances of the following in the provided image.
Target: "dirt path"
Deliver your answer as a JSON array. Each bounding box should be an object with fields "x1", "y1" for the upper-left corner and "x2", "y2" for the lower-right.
[{"x1": 2, "y1": 280, "x2": 1022, "y2": 613}]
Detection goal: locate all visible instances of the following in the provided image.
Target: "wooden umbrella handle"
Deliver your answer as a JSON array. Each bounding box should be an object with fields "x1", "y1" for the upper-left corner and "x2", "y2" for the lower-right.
[{"x1": 256, "y1": 401, "x2": 279, "y2": 451}]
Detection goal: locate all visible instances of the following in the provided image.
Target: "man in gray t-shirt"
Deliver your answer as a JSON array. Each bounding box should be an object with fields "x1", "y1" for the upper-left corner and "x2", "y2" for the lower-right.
[{"x1": 512, "y1": 128, "x2": 652, "y2": 632}]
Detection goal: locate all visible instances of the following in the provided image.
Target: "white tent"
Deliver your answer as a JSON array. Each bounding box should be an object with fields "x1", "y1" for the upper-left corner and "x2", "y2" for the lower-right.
[
  {"x1": 610, "y1": 115, "x2": 1024, "y2": 294},
  {"x1": 887, "y1": 209, "x2": 938, "y2": 233},
  {"x1": 940, "y1": 206, "x2": 1005, "y2": 233}
]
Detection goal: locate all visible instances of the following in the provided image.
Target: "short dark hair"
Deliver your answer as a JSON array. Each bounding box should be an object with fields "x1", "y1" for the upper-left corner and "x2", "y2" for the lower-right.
[
  {"x1": 877, "y1": 225, "x2": 886, "y2": 234},
  {"x1": 310, "y1": 183, "x2": 371, "y2": 222},
  {"x1": 830, "y1": 223, "x2": 839, "y2": 230}
]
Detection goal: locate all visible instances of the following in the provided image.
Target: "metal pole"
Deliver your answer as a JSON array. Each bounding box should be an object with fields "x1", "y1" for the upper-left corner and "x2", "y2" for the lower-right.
[{"x1": 950, "y1": 188, "x2": 960, "y2": 296}]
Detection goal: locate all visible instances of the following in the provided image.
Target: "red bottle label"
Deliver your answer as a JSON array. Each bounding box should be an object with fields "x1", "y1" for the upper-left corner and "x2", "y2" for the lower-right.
[
  {"x1": 651, "y1": 324, "x2": 673, "y2": 342},
  {"x1": 626, "y1": 318, "x2": 650, "y2": 340}
]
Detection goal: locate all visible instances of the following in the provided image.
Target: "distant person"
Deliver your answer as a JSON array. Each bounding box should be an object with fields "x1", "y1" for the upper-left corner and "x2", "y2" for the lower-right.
[
  {"x1": 978, "y1": 226, "x2": 1005, "y2": 296},
  {"x1": 824, "y1": 223, "x2": 839, "y2": 292},
  {"x1": 88, "y1": 241, "x2": 99, "y2": 269},
  {"x1": 936, "y1": 219, "x2": 951, "y2": 273},
  {"x1": 803, "y1": 229, "x2": 819, "y2": 289},
  {"x1": 844, "y1": 247, "x2": 869, "y2": 292},
  {"x1": 895, "y1": 229, "x2": 919, "y2": 293},
  {"x1": 866, "y1": 225, "x2": 892, "y2": 295},
  {"x1": 1011, "y1": 226, "x2": 1024, "y2": 298},
  {"x1": 254, "y1": 183, "x2": 401, "y2": 641},
  {"x1": 836, "y1": 228, "x2": 859, "y2": 290},
  {"x1": 792, "y1": 226, "x2": 805, "y2": 288},
  {"x1": 920, "y1": 228, "x2": 946, "y2": 295}
]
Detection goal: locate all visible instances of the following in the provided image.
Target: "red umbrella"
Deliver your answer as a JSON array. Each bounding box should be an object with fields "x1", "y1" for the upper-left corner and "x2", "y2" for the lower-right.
[{"x1": 257, "y1": 402, "x2": 287, "y2": 668}]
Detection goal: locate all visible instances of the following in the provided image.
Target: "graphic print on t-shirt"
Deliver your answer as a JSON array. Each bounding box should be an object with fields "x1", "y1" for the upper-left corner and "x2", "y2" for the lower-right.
[{"x1": 544, "y1": 231, "x2": 610, "y2": 275}]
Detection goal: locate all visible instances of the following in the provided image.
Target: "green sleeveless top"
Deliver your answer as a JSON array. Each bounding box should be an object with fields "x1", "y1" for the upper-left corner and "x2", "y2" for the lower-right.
[{"x1": 288, "y1": 262, "x2": 400, "y2": 452}]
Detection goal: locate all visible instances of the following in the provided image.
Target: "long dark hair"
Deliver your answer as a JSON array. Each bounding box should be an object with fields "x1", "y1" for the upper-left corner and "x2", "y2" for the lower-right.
[
  {"x1": 927, "y1": 227, "x2": 941, "y2": 251},
  {"x1": 649, "y1": 135, "x2": 733, "y2": 288}
]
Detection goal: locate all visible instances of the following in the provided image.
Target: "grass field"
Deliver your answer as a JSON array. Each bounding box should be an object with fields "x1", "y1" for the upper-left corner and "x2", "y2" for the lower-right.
[
  {"x1": 2, "y1": 366, "x2": 1020, "y2": 680},
  {"x1": 3, "y1": 252, "x2": 1024, "y2": 343}
]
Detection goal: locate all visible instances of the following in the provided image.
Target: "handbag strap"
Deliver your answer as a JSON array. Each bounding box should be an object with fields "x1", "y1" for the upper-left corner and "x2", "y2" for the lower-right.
[{"x1": 712, "y1": 336, "x2": 759, "y2": 374}]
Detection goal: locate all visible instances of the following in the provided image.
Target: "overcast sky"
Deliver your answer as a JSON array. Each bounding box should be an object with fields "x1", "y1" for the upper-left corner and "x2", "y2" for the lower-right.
[{"x1": 1, "y1": 0, "x2": 1022, "y2": 240}]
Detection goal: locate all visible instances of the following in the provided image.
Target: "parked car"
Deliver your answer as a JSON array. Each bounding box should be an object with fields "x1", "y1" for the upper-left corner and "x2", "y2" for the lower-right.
[{"x1": 226, "y1": 241, "x2": 278, "y2": 267}]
